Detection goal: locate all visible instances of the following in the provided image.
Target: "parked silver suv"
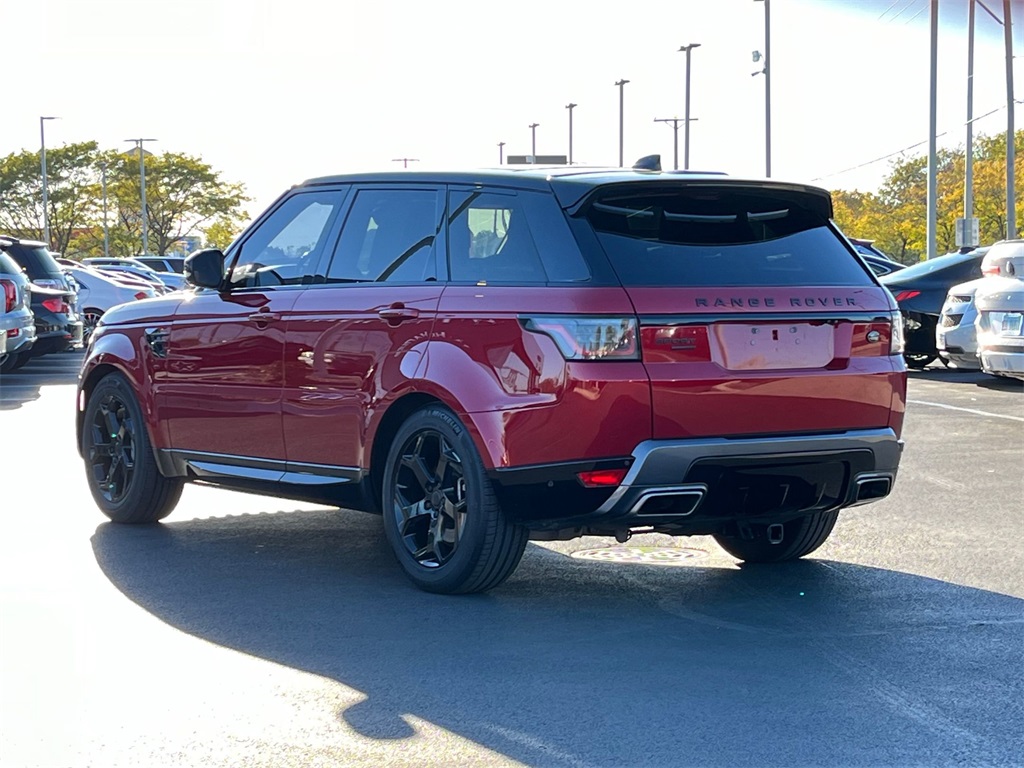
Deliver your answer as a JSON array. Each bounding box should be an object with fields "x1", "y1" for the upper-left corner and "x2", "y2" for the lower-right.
[{"x1": 0, "y1": 251, "x2": 37, "y2": 373}]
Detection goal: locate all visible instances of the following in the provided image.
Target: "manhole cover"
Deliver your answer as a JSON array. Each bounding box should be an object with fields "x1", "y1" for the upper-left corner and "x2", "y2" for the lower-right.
[{"x1": 570, "y1": 545, "x2": 708, "y2": 566}]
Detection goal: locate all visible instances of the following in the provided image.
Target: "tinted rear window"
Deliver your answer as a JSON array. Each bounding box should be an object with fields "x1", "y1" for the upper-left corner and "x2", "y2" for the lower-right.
[
  {"x1": 2, "y1": 244, "x2": 64, "y2": 280},
  {"x1": 0, "y1": 252, "x2": 23, "y2": 275},
  {"x1": 581, "y1": 189, "x2": 874, "y2": 287}
]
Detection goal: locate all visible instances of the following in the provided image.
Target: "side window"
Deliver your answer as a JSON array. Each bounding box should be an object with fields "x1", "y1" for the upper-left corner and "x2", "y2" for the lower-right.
[
  {"x1": 448, "y1": 191, "x2": 548, "y2": 284},
  {"x1": 326, "y1": 188, "x2": 439, "y2": 283},
  {"x1": 229, "y1": 189, "x2": 344, "y2": 287}
]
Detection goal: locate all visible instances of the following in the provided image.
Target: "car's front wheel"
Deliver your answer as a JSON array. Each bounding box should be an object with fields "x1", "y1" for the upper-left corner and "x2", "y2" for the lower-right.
[
  {"x1": 713, "y1": 509, "x2": 839, "y2": 563},
  {"x1": 82, "y1": 373, "x2": 183, "y2": 523},
  {"x1": 382, "y1": 406, "x2": 528, "y2": 594}
]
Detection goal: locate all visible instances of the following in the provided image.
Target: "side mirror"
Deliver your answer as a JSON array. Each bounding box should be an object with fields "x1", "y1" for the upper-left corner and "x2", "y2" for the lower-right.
[{"x1": 184, "y1": 249, "x2": 225, "y2": 289}]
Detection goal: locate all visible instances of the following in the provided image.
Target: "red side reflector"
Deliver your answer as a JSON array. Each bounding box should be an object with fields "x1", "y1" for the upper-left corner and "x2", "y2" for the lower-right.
[
  {"x1": 577, "y1": 468, "x2": 628, "y2": 488},
  {"x1": 134, "y1": 291, "x2": 149, "y2": 300},
  {"x1": 893, "y1": 290, "x2": 920, "y2": 302}
]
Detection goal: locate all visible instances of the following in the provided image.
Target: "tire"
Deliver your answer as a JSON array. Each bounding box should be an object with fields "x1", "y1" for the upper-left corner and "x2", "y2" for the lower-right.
[
  {"x1": 82, "y1": 308, "x2": 104, "y2": 342},
  {"x1": 904, "y1": 353, "x2": 936, "y2": 369},
  {"x1": 0, "y1": 350, "x2": 31, "y2": 373},
  {"x1": 82, "y1": 372, "x2": 183, "y2": 524},
  {"x1": 713, "y1": 509, "x2": 839, "y2": 563},
  {"x1": 381, "y1": 406, "x2": 528, "y2": 594}
]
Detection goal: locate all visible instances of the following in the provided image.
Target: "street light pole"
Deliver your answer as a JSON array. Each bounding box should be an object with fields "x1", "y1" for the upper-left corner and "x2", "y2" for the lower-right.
[
  {"x1": 565, "y1": 103, "x2": 577, "y2": 165},
  {"x1": 39, "y1": 116, "x2": 58, "y2": 248},
  {"x1": 125, "y1": 138, "x2": 157, "y2": 255},
  {"x1": 678, "y1": 43, "x2": 701, "y2": 170},
  {"x1": 529, "y1": 123, "x2": 539, "y2": 159},
  {"x1": 100, "y1": 161, "x2": 110, "y2": 259},
  {"x1": 498, "y1": 141, "x2": 505, "y2": 165},
  {"x1": 615, "y1": 79, "x2": 629, "y2": 167},
  {"x1": 761, "y1": 0, "x2": 772, "y2": 177},
  {"x1": 654, "y1": 118, "x2": 683, "y2": 170}
]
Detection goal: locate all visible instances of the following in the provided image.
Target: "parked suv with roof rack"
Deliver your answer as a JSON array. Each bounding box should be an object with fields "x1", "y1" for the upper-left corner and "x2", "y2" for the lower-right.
[{"x1": 76, "y1": 158, "x2": 907, "y2": 594}]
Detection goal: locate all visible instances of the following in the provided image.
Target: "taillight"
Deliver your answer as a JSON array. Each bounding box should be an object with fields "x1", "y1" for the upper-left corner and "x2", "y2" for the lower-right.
[
  {"x1": 521, "y1": 316, "x2": 639, "y2": 360},
  {"x1": 577, "y1": 468, "x2": 628, "y2": 488},
  {"x1": 892, "y1": 290, "x2": 920, "y2": 302},
  {"x1": 133, "y1": 291, "x2": 149, "y2": 300},
  {"x1": 889, "y1": 311, "x2": 905, "y2": 355},
  {"x1": 1, "y1": 279, "x2": 15, "y2": 313},
  {"x1": 981, "y1": 263, "x2": 999, "y2": 276},
  {"x1": 41, "y1": 297, "x2": 69, "y2": 314}
]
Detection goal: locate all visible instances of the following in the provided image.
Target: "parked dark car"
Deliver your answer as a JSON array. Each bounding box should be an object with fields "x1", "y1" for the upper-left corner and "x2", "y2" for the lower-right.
[
  {"x1": 848, "y1": 237, "x2": 898, "y2": 263},
  {"x1": 0, "y1": 236, "x2": 84, "y2": 364},
  {"x1": 77, "y1": 162, "x2": 907, "y2": 594},
  {"x1": 880, "y1": 250, "x2": 986, "y2": 368},
  {"x1": 0, "y1": 251, "x2": 37, "y2": 373}
]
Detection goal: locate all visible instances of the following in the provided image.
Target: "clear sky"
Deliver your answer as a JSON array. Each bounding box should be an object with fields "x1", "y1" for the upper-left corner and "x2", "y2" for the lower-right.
[{"x1": 2, "y1": 0, "x2": 1019, "y2": 218}]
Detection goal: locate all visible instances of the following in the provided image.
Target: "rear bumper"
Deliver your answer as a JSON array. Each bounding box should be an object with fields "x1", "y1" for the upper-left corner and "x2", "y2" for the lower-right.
[
  {"x1": 980, "y1": 348, "x2": 1024, "y2": 379},
  {"x1": 496, "y1": 428, "x2": 903, "y2": 535}
]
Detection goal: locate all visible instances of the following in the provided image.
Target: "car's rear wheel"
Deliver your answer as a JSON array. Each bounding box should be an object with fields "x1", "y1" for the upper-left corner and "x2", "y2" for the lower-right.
[
  {"x1": 713, "y1": 509, "x2": 839, "y2": 563},
  {"x1": 82, "y1": 373, "x2": 183, "y2": 524},
  {"x1": 382, "y1": 406, "x2": 528, "y2": 594},
  {"x1": 904, "y1": 352, "x2": 937, "y2": 369},
  {"x1": 0, "y1": 349, "x2": 31, "y2": 373},
  {"x1": 82, "y1": 308, "x2": 104, "y2": 342}
]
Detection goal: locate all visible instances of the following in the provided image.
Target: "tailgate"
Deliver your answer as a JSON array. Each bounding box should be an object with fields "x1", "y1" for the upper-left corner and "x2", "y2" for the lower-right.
[{"x1": 630, "y1": 286, "x2": 901, "y2": 438}]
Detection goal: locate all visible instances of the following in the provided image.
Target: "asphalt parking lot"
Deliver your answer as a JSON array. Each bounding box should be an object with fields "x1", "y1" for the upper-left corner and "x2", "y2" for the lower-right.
[{"x1": 0, "y1": 352, "x2": 1021, "y2": 767}]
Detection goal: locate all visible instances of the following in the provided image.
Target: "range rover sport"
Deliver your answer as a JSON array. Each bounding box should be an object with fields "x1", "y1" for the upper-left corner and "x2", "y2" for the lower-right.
[{"x1": 77, "y1": 161, "x2": 907, "y2": 593}]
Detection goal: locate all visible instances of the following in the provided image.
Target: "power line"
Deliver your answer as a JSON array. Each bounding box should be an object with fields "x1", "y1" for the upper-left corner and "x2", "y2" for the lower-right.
[
  {"x1": 811, "y1": 101, "x2": 1018, "y2": 184},
  {"x1": 904, "y1": 3, "x2": 928, "y2": 24},
  {"x1": 876, "y1": 0, "x2": 905, "y2": 22}
]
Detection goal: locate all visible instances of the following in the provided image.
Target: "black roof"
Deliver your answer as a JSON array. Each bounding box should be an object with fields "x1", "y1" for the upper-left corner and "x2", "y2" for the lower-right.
[{"x1": 299, "y1": 165, "x2": 834, "y2": 217}]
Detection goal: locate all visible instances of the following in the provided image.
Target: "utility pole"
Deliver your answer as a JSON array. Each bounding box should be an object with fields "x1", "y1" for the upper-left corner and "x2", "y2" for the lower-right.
[
  {"x1": 654, "y1": 118, "x2": 683, "y2": 170},
  {"x1": 498, "y1": 141, "x2": 505, "y2": 165},
  {"x1": 125, "y1": 138, "x2": 157, "y2": 255},
  {"x1": 615, "y1": 79, "x2": 629, "y2": 167},
  {"x1": 753, "y1": 0, "x2": 771, "y2": 177},
  {"x1": 40, "y1": 116, "x2": 58, "y2": 248},
  {"x1": 391, "y1": 158, "x2": 419, "y2": 168},
  {"x1": 565, "y1": 103, "x2": 577, "y2": 165},
  {"x1": 965, "y1": 0, "x2": 976, "y2": 246},
  {"x1": 927, "y1": 0, "x2": 938, "y2": 259},
  {"x1": 100, "y1": 161, "x2": 110, "y2": 259},
  {"x1": 529, "y1": 123, "x2": 539, "y2": 159},
  {"x1": 678, "y1": 43, "x2": 701, "y2": 170},
  {"x1": 1003, "y1": 0, "x2": 1016, "y2": 239}
]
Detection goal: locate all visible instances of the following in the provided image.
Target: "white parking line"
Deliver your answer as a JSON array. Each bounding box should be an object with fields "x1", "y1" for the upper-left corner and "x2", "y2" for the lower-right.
[{"x1": 908, "y1": 399, "x2": 1024, "y2": 422}]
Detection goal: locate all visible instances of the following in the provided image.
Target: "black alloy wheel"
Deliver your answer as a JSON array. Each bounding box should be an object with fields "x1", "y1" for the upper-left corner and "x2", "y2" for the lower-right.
[
  {"x1": 904, "y1": 352, "x2": 937, "y2": 369},
  {"x1": 87, "y1": 389, "x2": 138, "y2": 505},
  {"x1": 82, "y1": 373, "x2": 182, "y2": 523},
  {"x1": 382, "y1": 406, "x2": 528, "y2": 594},
  {"x1": 391, "y1": 430, "x2": 468, "y2": 568}
]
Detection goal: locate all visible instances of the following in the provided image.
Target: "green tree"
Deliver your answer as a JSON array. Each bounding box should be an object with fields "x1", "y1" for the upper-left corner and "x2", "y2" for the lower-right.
[
  {"x1": 203, "y1": 217, "x2": 243, "y2": 250},
  {"x1": 0, "y1": 141, "x2": 101, "y2": 253},
  {"x1": 106, "y1": 152, "x2": 248, "y2": 256}
]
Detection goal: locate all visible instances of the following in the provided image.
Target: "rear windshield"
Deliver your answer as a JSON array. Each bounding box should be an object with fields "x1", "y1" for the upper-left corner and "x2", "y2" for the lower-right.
[
  {"x1": 887, "y1": 251, "x2": 978, "y2": 280},
  {"x1": 581, "y1": 189, "x2": 874, "y2": 287},
  {"x1": 1, "y1": 244, "x2": 64, "y2": 280}
]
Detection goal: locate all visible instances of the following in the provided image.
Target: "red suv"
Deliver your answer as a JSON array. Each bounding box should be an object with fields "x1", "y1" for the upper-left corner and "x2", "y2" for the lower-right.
[{"x1": 77, "y1": 163, "x2": 907, "y2": 593}]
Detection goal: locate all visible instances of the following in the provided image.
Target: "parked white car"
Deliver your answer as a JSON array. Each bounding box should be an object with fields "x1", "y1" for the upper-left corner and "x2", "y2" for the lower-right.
[
  {"x1": 82, "y1": 258, "x2": 187, "y2": 292},
  {"x1": 65, "y1": 266, "x2": 157, "y2": 340},
  {"x1": 936, "y1": 240, "x2": 1024, "y2": 372},
  {"x1": 976, "y1": 276, "x2": 1024, "y2": 380}
]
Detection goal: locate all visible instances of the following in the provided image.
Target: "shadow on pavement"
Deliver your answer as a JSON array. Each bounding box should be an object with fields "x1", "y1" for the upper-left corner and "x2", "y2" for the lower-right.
[
  {"x1": 0, "y1": 350, "x2": 83, "y2": 410},
  {"x1": 92, "y1": 508, "x2": 1024, "y2": 767}
]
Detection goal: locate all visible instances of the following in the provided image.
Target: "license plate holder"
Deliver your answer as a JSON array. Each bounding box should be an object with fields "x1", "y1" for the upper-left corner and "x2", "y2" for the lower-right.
[{"x1": 711, "y1": 322, "x2": 835, "y2": 370}]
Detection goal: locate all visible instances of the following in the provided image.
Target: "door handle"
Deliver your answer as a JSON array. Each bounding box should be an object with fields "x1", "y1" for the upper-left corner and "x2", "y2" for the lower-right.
[
  {"x1": 378, "y1": 305, "x2": 420, "y2": 322},
  {"x1": 248, "y1": 310, "x2": 281, "y2": 324}
]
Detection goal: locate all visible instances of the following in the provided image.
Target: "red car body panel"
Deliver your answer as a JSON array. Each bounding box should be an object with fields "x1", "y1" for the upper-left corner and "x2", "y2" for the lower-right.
[
  {"x1": 281, "y1": 284, "x2": 441, "y2": 469},
  {"x1": 159, "y1": 290, "x2": 296, "y2": 459},
  {"x1": 624, "y1": 286, "x2": 906, "y2": 440}
]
